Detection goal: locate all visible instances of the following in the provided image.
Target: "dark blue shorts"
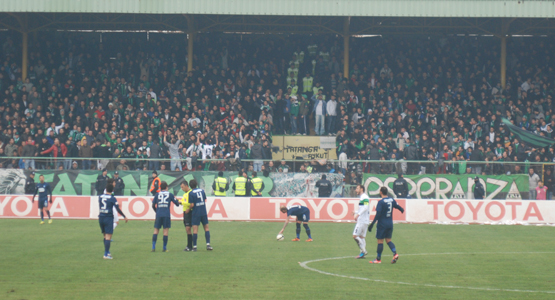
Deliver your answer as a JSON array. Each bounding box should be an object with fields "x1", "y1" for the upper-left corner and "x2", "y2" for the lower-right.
[
  {"x1": 38, "y1": 199, "x2": 48, "y2": 209},
  {"x1": 99, "y1": 216, "x2": 114, "y2": 235},
  {"x1": 192, "y1": 214, "x2": 209, "y2": 226},
  {"x1": 296, "y1": 210, "x2": 310, "y2": 222},
  {"x1": 154, "y1": 216, "x2": 171, "y2": 229},
  {"x1": 183, "y1": 212, "x2": 192, "y2": 227},
  {"x1": 376, "y1": 225, "x2": 393, "y2": 239}
]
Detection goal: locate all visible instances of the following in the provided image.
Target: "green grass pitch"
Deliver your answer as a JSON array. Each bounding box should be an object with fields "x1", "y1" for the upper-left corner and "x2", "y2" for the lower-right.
[{"x1": 1, "y1": 219, "x2": 554, "y2": 299}]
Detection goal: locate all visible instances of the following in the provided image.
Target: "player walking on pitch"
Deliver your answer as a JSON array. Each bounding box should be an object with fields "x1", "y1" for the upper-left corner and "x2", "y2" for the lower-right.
[
  {"x1": 151, "y1": 181, "x2": 180, "y2": 252},
  {"x1": 368, "y1": 187, "x2": 404, "y2": 264},
  {"x1": 188, "y1": 180, "x2": 213, "y2": 251},
  {"x1": 32, "y1": 174, "x2": 53, "y2": 224},
  {"x1": 353, "y1": 184, "x2": 370, "y2": 259},
  {"x1": 98, "y1": 184, "x2": 127, "y2": 259},
  {"x1": 278, "y1": 205, "x2": 313, "y2": 242}
]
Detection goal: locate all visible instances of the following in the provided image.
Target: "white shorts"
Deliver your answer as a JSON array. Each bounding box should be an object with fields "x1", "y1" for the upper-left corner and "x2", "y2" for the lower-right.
[
  {"x1": 353, "y1": 223, "x2": 369, "y2": 237},
  {"x1": 113, "y1": 207, "x2": 119, "y2": 223}
]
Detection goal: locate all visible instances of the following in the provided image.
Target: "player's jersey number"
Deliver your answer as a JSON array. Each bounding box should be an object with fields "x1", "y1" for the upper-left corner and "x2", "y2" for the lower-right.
[
  {"x1": 158, "y1": 193, "x2": 169, "y2": 204},
  {"x1": 196, "y1": 192, "x2": 205, "y2": 204},
  {"x1": 386, "y1": 202, "x2": 393, "y2": 218}
]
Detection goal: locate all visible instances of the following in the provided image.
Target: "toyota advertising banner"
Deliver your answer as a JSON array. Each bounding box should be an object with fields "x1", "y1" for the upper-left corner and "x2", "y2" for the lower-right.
[{"x1": 1, "y1": 195, "x2": 553, "y2": 224}]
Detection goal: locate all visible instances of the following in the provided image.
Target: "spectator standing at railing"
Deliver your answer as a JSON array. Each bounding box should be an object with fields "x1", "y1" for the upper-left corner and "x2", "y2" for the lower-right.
[
  {"x1": 544, "y1": 169, "x2": 554, "y2": 200},
  {"x1": 65, "y1": 139, "x2": 78, "y2": 170},
  {"x1": 312, "y1": 95, "x2": 327, "y2": 136},
  {"x1": 22, "y1": 137, "x2": 37, "y2": 170},
  {"x1": 529, "y1": 168, "x2": 541, "y2": 200},
  {"x1": 535, "y1": 181, "x2": 548, "y2": 200},
  {"x1": 148, "y1": 139, "x2": 161, "y2": 171},
  {"x1": 164, "y1": 131, "x2": 182, "y2": 172},
  {"x1": 250, "y1": 139, "x2": 264, "y2": 172},
  {"x1": 79, "y1": 139, "x2": 93, "y2": 170},
  {"x1": 40, "y1": 138, "x2": 67, "y2": 170}
]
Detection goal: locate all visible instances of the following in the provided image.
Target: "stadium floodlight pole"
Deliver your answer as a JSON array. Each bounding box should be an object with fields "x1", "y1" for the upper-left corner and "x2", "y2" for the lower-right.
[{"x1": 343, "y1": 16, "x2": 350, "y2": 79}]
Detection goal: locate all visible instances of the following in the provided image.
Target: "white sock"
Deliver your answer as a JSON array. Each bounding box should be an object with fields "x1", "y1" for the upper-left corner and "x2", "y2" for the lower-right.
[
  {"x1": 361, "y1": 238, "x2": 366, "y2": 253},
  {"x1": 113, "y1": 223, "x2": 118, "y2": 230},
  {"x1": 355, "y1": 237, "x2": 364, "y2": 252}
]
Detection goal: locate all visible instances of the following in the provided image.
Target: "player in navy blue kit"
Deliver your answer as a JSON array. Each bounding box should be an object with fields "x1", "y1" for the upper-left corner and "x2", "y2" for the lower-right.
[
  {"x1": 32, "y1": 175, "x2": 53, "y2": 224},
  {"x1": 278, "y1": 205, "x2": 313, "y2": 242},
  {"x1": 368, "y1": 186, "x2": 404, "y2": 264},
  {"x1": 151, "y1": 181, "x2": 180, "y2": 252},
  {"x1": 98, "y1": 184, "x2": 127, "y2": 259},
  {"x1": 188, "y1": 180, "x2": 212, "y2": 252}
]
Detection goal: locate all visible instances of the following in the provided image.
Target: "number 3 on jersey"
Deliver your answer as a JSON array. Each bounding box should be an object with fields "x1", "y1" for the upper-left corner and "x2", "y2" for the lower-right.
[{"x1": 386, "y1": 202, "x2": 393, "y2": 217}]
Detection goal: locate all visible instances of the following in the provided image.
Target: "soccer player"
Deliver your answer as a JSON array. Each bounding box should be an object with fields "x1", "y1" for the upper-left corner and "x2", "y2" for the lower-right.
[
  {"x1": 103, "y1": 178, "x2": 121, "y2": 239},
  {"x1": 368, "y1": 186, "x2": 404, "y2": 264},
  {"x1": 188, "y1": 179, "x2": 213, "y2": 251},
  {"x1": 278, "y1": 205, "x2": 312, "y2": 242},
  {"x1": 98, "y1": 184, "x2": 128, "y2": 259},
  {"x1": 32, "y1": 174, "x2": 53, "y2": 224},
  {"x1": 151, "y1": 181, "x2": 180, "y2": 252},
  {"x1": 180, "y1": 180, "x2": 194, "y2": 251},
  {"x1": 353, "y1": 184, "x2": 370, "y2": 259}
]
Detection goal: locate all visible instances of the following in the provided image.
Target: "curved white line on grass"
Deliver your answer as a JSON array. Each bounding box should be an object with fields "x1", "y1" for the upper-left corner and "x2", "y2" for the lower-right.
[{"x1": 298, "y1": 252, "x2": 555, "y2": 294}]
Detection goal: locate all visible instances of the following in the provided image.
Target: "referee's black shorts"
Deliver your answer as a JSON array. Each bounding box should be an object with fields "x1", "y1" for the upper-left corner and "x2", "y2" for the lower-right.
[{"x1": 183, "y1": 211, "x2": 192, "y2": 227}]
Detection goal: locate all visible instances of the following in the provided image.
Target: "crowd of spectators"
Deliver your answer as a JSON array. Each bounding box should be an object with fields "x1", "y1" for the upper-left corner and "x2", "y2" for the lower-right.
[{"x1": 0, "y1": 31, "x2": 554, "y2": 187}]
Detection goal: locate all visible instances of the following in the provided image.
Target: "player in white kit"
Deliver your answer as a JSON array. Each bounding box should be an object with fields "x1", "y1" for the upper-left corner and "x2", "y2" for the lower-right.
[{"x1": 353, "y1": 184, "x2": 371, "y2": 259}]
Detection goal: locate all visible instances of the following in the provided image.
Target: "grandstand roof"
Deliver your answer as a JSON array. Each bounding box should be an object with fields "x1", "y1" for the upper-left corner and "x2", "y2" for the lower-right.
[{"x1": 1, "y1": 0, "x2": 554, "y2": 18}]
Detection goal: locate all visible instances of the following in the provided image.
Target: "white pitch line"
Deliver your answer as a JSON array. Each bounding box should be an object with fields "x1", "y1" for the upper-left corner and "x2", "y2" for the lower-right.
[{"x1": 298, "y1": 252, "x2": 555, "y2": 294}]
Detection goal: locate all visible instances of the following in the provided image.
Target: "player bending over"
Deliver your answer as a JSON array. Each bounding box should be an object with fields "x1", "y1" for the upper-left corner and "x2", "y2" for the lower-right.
[
  {"x1": 151, "y1": 181, "x2": 180, "y2": 252},
  {"x1": 188, "y1": 180, "x2": 213, "y2": 251},
  {"x1": 98, "y1": 184, "x2": 127, "y2": 259},
  {"x1": 368, "y1": 187, "x2": 404, "y2": 264},
  {"x1": 353, "y1": 184, "x2": 370, "y2": 259},
  {"x1": 278, "y1": 205, "x2": 312, "y2": 242},
  {"x1": 180, "y1": 180, "x2": 194, "y2": 251},
  {"x1": 32, "y1": 174, "x2": 53, "y2": 224}
]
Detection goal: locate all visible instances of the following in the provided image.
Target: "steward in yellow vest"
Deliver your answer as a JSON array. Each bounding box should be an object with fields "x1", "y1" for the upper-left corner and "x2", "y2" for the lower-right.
[
  {"x1": 233, "y1": 171, "x2": 250, "y2": 197},
  {"x1": 250, "y1": 172, "x2": 265, "y2": 197},
  {"x1": 212, "y1": 171, "x2": 229, "y2": 196}
]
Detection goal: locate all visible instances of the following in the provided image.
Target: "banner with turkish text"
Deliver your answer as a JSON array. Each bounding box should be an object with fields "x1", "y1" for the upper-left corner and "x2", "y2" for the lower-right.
[{"x1": 363, "y1": 174, "x2": 529, "y2": 200}]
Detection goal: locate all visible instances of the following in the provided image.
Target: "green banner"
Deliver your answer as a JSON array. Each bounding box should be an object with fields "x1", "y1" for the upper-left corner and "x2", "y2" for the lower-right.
[
  {"x1": 3, "y1": 170, "x2": 344, "y2": 197},
  {"x1": 362, "y1": 174, "x2": 530, "y2": 200}
]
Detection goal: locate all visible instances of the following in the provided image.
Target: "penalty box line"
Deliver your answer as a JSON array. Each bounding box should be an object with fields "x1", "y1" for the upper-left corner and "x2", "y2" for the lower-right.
[{"x1": 298, "y1": 252, "x2": 555, "y2": 294}]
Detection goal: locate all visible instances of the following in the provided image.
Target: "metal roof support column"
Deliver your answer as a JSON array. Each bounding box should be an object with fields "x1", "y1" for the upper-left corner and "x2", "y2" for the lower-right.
[
  {"x1": 22, "y1": 31, "x2": 28, "y2": 80},
  {"x1": 500, "y1": 35, "x2": 506, "y2": 89},
  {"x1": 343, "y1": 17, "x2": 350, "y2": 79},
  {"x1": 187, "y1": 15, "x2": 195, "y2": 73},
  {"x1": 499, "y1": 18, "x2": 513, "y2": 90}
]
